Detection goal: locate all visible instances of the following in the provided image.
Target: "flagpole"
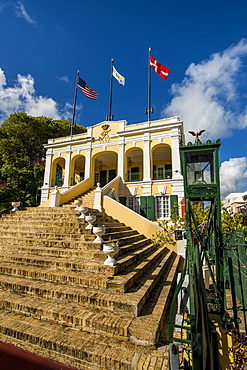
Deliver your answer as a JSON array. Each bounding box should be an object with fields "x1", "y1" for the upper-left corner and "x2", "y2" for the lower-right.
[
  {"x1": 145, "y1": 47, "x2": 154, "y2": 122},
  {"x1": 106, "y1": 59, "x2": 114, "y2": 121},
  {"x1": 71, "y1": 70, "x2": 80, "y2": 135}
]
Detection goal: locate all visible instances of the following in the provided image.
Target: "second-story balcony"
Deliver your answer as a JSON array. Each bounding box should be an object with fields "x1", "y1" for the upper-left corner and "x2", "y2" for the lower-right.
[{"x1": 125, "y1": 171, "x2": 143, "y2": 182}]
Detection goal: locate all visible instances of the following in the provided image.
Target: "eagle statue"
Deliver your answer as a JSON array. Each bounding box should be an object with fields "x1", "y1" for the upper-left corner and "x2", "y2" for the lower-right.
[{"x1": 188, "y1": 130, "x2": 206, "y2": 140}]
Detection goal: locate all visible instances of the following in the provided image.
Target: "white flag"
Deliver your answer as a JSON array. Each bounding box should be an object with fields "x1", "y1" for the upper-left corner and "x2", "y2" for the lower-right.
[{"x1": 112, "y1": 66, "x2": 125, "y2": 86}]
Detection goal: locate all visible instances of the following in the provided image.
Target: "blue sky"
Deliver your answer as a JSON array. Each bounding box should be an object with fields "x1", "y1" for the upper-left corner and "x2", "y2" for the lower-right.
[{"x1": 0, "y1": 0, "x2": 247, "y2": 197}]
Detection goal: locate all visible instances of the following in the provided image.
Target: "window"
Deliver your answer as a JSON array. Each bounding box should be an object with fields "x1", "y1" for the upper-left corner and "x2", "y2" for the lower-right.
[
  {"x1": 153, "y1": 164, "x2": 172, "y2": 180},
  {"x1": 155, "y1": 195, "x2": 170, "y2": 219},
  {"x1": 126, "y1": 196, "x2": 140, "y2": 214},
  {"x1": 156, "y1": 165, "x2": 165, "y2": 179}
]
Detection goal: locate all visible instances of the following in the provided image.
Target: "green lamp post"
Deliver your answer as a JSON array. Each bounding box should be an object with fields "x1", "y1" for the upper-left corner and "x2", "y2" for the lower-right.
[{"x1": 179, "y1": 136, "x2": 223, "y2": 369}]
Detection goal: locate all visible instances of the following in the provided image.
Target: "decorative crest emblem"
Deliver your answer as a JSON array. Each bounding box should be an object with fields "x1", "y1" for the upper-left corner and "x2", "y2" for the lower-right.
[{"x1": 100, "y1": 124, "x2": 111, "y2": 143}]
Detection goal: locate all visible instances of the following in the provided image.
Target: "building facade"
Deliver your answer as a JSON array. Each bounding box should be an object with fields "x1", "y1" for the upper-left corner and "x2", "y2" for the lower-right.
[
  {"x1": 222, "y1": 191, "x2": 247, "y2": 225},
  {"x1": 40, "y1": 116, "x2": 185, "y2": 221}
]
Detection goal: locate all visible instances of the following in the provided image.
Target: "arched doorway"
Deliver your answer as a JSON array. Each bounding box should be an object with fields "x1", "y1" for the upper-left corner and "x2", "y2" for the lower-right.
[
  {"x1": 126, "y1": 148, "x2": 143, "y2": 182},
  {"x1": 152, "y1": 145, "x2": 172, "y2": 180},
  {"x1": 94, "y1": 152, "x2": 118, "y2": 187},
  {"x1": 51, "y1": 158, "x2": 65, "y2": 187},
  {"x1": 72, "y1": 156, "x2": 85, "y2": 185}
]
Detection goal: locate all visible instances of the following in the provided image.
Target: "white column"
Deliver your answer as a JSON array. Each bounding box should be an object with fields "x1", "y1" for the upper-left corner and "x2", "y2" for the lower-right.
[
  {"x1": 43, "y1": 149, "x2": 53, "y2": 187},
  {"x1": 117, "y1": 138, "x2": 125, "y2": 180},
  {"x1": 171, "y1": 128, "x2": 182, "y2": 176},
  {"x1": 143, "y1": 133, "x2": 151, "y2": 181},
  {"x1": 171, "y1": 127, "x2": 184, "y2": 219},
  {"x1": 85, "y1": 144, "x2": 92, "y2": 179},
  {"x1": 93, "y1": 183, "x2": 102, "y2": 212},
  {"x1": 40, "y1": 149, "x2": 53, "y2": 204},
  {"x1": 63, "y1": 145, "x2": 72, "y2": 188}
]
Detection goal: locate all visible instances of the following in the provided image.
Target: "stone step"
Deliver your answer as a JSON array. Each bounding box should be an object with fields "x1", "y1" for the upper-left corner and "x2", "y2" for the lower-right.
[
  {"x1": 0, "y1": 311, "x2": 169, "y2": 370},
  {"x1": 5, "y1": 207, "x2": 80, "y2": 213},
  {"x1": 0, "y1": 244, "x2": 105, "y2": 259},
  {"x1": 0, "y1": 230, "x2": 87, "y2": 240},
  {"x1": 0, "y1": 259, "x2": 115, "y2": 280},
  {"x1": 1, "y1": 213, "x2": 82, "y2": 222},
  {"x1": 0, "y1": 231, "x2": 146, "y2": 250},
  {"x1": 0, "y1": 236, "x2": 151, "y2": 261},
  {"x1": 117, "y1": 238, "x2": 151, "y2": 257},
  {"x1": 63, "y1": 201, "x2": 94, "y2": 208},
  {"x1": 0, "y1": 223, "x2": 86, "y2": 233},
  {"x1": 128, "y1": 254, "x2": 182, "y2": 346},
  {"x1": 103, "y1": 229, "x2": 139, "y2": 240},
  {"x1": 111, "y1": 233, "x2": 147, "y2": 246},
  {"x1": 0, "y1": 235, "x2": 97, "y2": 248},
  {"x1": 0, "y1": 274, "x2": 138, "y2": 314},
  {"x1": 127, "y1": 250, "x2": 178, "y2": 317},
  {"x1": 108, "y1": 246, "x2": 171, "y2": 292},
  {"x1": 0, "y1": 256, "x2": 182, "y2": 352},
  {"x1": 62, "y1": 189, "x2": 95, "y2": 207},
  {"x1": 0, "y1": 291, "x2": 132, "y2": 340},
  {"x1": 0, "y1": 220, "x2": 129, "y2": 233},
  {"x1": 0, "y1": 241, "x2": 159, "y2": 277},
  {"x1": 2, "y1": 212, "x2": 124, "y2": 227},
  {"x1": 0, "y1": 252, "x2": 108, "y2": 269},
  {"x1": 0, "y1": 250, "x2": 178, "y2": 317}
]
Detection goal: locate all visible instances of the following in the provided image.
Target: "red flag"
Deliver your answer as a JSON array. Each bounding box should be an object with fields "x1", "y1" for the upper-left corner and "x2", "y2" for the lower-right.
[{"x1": 150, "y1": 55, "x2": 170, "y2": 80}]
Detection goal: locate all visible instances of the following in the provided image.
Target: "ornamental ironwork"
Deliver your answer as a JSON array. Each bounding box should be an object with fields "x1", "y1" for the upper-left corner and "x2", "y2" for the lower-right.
[{"x1": 187, "y1": 187, "x2": 218, "y2": 195}]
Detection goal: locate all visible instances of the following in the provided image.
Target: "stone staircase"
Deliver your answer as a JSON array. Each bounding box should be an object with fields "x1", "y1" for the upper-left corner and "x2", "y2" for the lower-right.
[
  {"x1": 0, "y1": 201, "x2": 183, "y2": 369},
  {"x1": 63, "y1": 188, "x2": 95, "y2": 208}
]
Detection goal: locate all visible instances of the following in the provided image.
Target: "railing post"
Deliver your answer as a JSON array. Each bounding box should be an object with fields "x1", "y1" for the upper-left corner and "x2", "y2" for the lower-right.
[
  {"x1": 93, "y1": 183, "x2": 102, "y2": 212},
  {"x1": 49, "y1": 186, "x2": 61, "y2": 207}
]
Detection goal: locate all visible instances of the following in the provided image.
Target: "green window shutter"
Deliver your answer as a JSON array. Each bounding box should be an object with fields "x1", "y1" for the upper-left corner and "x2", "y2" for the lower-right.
[
  {"x1": 140, "y1": 196, "x2": 155, "y2": 219},
  {"x1": 147, "y1": 196, "x2": 155, "y2": 219},
  {"x1": 170, "y1": 195, "x2": 178, "y2": 216},
  {"x1": 119, "y1": 197, "x2": 126, "y2": 206},
  {"x1": 140, "y1": 196, "x2": 147, "y2": 218}
]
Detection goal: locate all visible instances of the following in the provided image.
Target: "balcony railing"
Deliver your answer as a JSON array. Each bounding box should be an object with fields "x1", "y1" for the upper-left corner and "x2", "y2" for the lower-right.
[
  {"x1": 125, "y1": 171, "x2": 173, "y2": 182},
  {"x1": 125, "y1": 172, "x2": 143, "y2": 182},
  {"x1": 153, "y1": 170, "x2": 172, "y2": 180}
]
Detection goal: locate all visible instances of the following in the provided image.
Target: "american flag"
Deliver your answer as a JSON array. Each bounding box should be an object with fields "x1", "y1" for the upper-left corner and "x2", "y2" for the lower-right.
[{"x1": 77, "y1": 77, "x2": 98, "y2": 100}]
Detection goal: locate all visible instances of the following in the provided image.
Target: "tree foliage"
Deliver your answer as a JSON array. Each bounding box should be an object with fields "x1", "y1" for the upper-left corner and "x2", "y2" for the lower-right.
[
  {"x1": 0, "y1": 113, "x2": 86, "y2": 210},
  {"x1": 152, "y1": 202, "x2": 247, "y2": 247}
]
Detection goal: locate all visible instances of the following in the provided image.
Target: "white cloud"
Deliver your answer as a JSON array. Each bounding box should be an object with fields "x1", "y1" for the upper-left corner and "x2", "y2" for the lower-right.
[
  {"x1": 14, "y1": 2, "x2": 36, "y2": 25},
  {"x1": 163, "y1": 39, "x2": 247, "y2": 141},
  {"x1": 0, "y1": 68, "x2": 6, "y2": 89},
  {"x1": 56, "y1": 76, "x2": 70, "y2": 84},
  {"x1": 0, "y1": 68, "x2": 71, "y2": 122},
  {"x1": 220, "y1": 157, "x2": 247, "y2": 198}
]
